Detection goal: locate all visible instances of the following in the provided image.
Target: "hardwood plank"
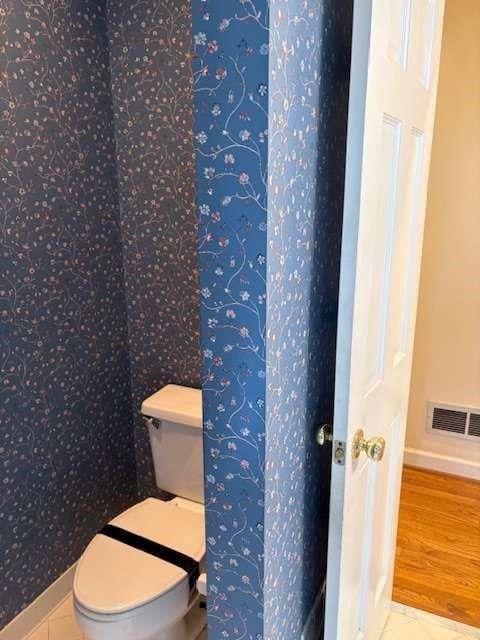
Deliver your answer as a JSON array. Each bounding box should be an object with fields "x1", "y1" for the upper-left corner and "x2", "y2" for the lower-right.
[
  {"x1": 392, "y1": 579, "x2": 480, "y2": 627},
  {"x1": 395, "y1": 553, "x2": 480, "y2": 599},
  {"x1": 397, "y1": 510, "x2": 479, "y2": 559},
  {"x1": 400, "y1": 466, "x2": 480, "y2": 500},
  {"x1": 398, "y1": 496, "x2": 479, "y2": 526},
  {"x1": 399, "y1": 482, "x2": 480, "y2": 514},
  {"x1": 393, "y1": 466, "x2": 480, "y2": 627}
]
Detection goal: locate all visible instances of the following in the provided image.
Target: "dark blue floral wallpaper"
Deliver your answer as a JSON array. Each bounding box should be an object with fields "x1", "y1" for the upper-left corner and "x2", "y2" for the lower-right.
[
  {"x1": 265, "y1": 1, "x2": 352, "y2": 639},
  {"x1": 192, "y1": 1, "x2": 269, "y2": 637},
  {"x1": 0, "y1": 0, "x2": 138, "y2": 627},
  {"x1": 106, "y1": 0, "x2": 202, "y2": 497},
  {"x1": 1, "y1": 0, "x2": 352, "y2": 633}
]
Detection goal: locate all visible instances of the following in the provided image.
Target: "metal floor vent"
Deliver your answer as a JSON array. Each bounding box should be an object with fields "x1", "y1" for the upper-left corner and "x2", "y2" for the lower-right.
[{"x1": 427, "y1": 402, "x2": 480, "y2": 441}]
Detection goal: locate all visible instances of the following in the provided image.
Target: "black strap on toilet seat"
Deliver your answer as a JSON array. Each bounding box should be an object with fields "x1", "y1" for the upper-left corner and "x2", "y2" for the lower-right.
[{"x1": 99, "y1": 524, "x2": 200, "y2": 591}]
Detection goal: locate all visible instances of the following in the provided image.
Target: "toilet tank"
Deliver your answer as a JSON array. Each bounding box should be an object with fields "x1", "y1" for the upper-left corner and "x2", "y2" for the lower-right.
[{"x1": 141, "y1": 385, "x2": 204, "y2": 504}]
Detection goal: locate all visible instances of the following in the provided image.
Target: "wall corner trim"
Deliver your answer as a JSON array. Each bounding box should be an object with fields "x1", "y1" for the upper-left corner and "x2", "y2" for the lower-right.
[
  {"x1": 0, "y1": 564, "x2": 77, "y2": 640},
  {"x1": 404, "y1": 447, "x2": 480, "y2": 481}
]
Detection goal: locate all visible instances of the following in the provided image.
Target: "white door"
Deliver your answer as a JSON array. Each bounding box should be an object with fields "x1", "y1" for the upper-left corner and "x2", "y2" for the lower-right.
[{"x1": 325, "y1": 1, "x2": 445, "y2": 640}]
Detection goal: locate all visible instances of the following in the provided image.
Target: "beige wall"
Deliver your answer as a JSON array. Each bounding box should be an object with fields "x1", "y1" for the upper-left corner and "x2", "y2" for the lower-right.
[{"x1": 406, "y1": 0, "x2": 480, "y2": 464}]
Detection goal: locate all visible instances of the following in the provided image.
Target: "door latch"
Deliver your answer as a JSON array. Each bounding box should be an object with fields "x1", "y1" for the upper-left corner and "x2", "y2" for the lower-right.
[
  {"x1": 333, "y1": 440, "x2": 346, "y2": 466},
  {"x1": 316, "y1": 425, "x2": 345, "y2": 466}
]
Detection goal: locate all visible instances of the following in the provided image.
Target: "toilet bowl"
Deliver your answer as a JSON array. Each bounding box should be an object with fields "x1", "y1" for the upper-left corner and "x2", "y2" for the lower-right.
[
  {"x1": 74, "y1": 497, "x2": 205, "y2": 640},
  {"x1": 73, "y1": 386, "x2": 206, "y2": 640}
]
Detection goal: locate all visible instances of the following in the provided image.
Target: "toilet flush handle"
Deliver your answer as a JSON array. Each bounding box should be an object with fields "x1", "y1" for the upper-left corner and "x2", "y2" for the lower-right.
[
  {"x1": 197, "y1": 573, "x2": 207, "y2": 596},
  {"x1": 142, "y1": 415, "x2": 162, "y2": 430}
]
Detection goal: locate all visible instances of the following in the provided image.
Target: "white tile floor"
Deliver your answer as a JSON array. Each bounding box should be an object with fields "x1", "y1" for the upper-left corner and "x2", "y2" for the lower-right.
[
  {"x1": 24, "y1": 593, "x2": 208, "y2": 640},
  {"x1": 24, "y1": 595, "x2": 479, "y2": 640},
  {"x1": 25, "y1": 595, "x2": 82, "y2": 640},
  {"x1": 380, "y1": 604, "x2": 480, "y2": 640}
]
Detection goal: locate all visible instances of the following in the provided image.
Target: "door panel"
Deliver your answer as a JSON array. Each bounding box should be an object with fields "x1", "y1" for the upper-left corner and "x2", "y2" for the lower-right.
[
  {"x1": 393, "y1": 128, "x2": 426, "y2": 364},
  {"x1": 325, "y1": 1, "x2": 445, "y2": 639},
  {"x1": 410, "y1": 0, "x2": 438, "y2": 88},
  {"x1": 387, "y1": 0, "x2": 412, "y2": 70}
]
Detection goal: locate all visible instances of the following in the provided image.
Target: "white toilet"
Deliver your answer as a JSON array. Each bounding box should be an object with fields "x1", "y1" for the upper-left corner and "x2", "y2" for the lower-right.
[{"x1": 73, "y1": 385, "x2": 206, "y2": 640}]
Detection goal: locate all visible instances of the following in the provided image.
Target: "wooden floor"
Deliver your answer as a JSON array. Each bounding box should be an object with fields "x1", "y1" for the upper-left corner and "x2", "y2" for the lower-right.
[{"x1": 393, "y1": 466, "x2": 480, "y2": 628}]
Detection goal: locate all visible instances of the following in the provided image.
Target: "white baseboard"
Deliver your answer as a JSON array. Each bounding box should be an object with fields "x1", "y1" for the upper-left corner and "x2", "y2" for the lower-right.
[
  {"x1": 0, "y1": 563, "x2": 76, "y2": 640},
  {"x1": 302, "y1": 581, "x2": 326, "y2": 640},
  {"x1": 404, "y1": 447, "x2": 480, "y2": 481}
]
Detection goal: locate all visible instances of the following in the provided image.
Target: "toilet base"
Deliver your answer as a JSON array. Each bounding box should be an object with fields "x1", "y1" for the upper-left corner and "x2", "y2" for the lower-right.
[
  {"x1": 141, "y1": 617, "x2": 186, "y2": 640},
  {"x1": 152, "y1": 602, "x2": 205, "y2": 640},
  {"x1": 75, "y1": 595, "x2": 206, "y2": 640},
  {"x1": 138, "y1": 617, "x2": 187, "y2": 640}
]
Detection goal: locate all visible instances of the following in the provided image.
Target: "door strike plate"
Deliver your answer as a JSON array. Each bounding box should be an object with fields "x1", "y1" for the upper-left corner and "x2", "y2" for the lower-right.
[{"x1": 333, "y1": 440, "x2": 346, "y2": 466}]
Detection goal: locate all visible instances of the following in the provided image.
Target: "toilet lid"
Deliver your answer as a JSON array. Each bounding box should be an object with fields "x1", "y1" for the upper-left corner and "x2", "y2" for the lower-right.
[{"x1": 74, "y1": 498, "x2": 205, "y2": 614}]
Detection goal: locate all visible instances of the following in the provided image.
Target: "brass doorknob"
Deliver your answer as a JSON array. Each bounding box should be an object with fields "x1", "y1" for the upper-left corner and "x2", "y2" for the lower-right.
[
  {"x1": 352, "y1": 429, "x2": 386, "y2": 462},
  {"x1": 316, "y1": 424, "x2": 333, "y2": 446}
]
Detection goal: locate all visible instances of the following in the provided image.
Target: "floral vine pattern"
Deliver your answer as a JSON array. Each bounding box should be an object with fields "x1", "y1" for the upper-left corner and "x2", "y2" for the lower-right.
[
  {"x1": 106, "y1": 0, "x2": 202, "y2": 497},
  {"x1": 192, "y1": 1, "x2": 269, "y2": 638},
  {"x1": 0, "y1": 0, "x2": 138, "y2": 626},
  {"x1": 265, "y1": 1, "x2": 352, "y2": 638},
  {"x1": 0, "y1": 0, "x2": 352, "y2": 633}
]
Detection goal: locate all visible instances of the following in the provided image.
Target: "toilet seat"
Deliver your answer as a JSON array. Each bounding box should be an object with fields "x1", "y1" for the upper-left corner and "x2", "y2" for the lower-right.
[{"x1": 74, "y1": 498, "x2": 205, "y2": 616}]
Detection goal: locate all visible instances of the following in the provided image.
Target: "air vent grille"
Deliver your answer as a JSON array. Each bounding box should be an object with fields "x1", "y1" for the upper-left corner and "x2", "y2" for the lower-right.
[
  {"x1": 468, "y1": 413, "x2": 480, "y2": 438},
  {"x1": 431, "y1": 408, "x2": 467, "y2": 434},
  {"x1": 427, "y1": 402, "x2": 480, "y2": 441}
]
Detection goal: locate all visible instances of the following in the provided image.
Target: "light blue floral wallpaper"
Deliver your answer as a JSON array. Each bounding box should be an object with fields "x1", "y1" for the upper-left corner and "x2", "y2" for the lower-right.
[
  {"x1": 265, "y1": 1, "x2": 352, "y2": 638},
  {"x1": 193, "y1": 1, "x2": 352, "y2": 638},
  {"x1": 192, "y1": 1, "x2": 269, "y2": 637},
  {"x1": 0, "y1": 0, "x2": 138, "y2": 627},
  {"x1": 106, "y1": 0, "x2": 202, "y2": 498}
]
